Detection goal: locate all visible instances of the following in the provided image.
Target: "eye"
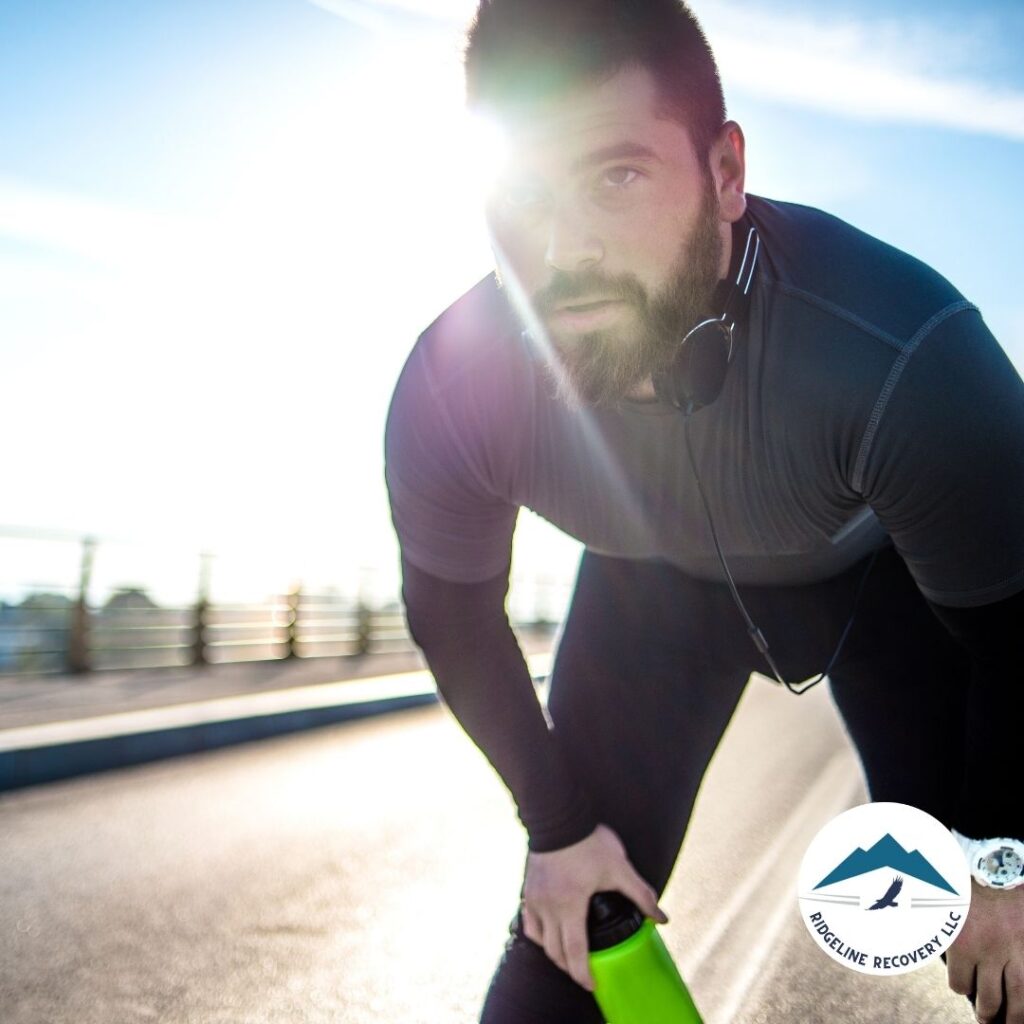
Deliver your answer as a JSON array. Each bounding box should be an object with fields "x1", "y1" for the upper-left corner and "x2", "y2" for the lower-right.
[
  {"x1": 501, "y1": 181, "x2": 548, "y2": 209},
  {"x1": 600, "y1": 166, "x2": 640, "y2": 189}
]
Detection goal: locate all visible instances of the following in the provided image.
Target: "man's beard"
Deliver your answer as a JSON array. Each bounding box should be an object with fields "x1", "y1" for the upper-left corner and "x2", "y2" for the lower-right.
[{"x1": 508, "y1": 185, "x2": 723, "y2": 408}]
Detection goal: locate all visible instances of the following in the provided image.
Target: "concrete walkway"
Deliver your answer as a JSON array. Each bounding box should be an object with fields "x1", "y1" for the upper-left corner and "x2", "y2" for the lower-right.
[{"x1": 0, "y1": 635, "x2": 554, "y2": 791}]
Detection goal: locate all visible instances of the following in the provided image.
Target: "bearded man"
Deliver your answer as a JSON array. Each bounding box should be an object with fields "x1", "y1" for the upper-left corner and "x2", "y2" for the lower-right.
[{"x1": 384, "y1": 2, "x2": 1024, "y2": 1021}]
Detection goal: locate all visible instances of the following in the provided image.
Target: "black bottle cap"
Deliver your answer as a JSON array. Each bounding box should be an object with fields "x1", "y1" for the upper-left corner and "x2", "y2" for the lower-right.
[{"x1": 587, "y1": 891, "x2": 646, "y2": 952}]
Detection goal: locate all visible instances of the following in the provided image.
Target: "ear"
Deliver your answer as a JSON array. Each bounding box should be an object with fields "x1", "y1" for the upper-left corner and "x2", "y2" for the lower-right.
[{"x1": 710, "y1": 120, "x2": 746, "y2": 223}]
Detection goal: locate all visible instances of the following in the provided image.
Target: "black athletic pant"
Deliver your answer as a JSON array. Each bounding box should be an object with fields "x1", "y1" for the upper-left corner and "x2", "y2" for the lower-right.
[{"x1": 480, "y1": 543, "x2": 991, "y2": 1023}]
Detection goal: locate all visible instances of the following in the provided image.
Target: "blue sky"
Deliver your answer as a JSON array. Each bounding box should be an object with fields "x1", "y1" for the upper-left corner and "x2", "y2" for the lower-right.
[{"x1": 1, "y1": 0, "x2": 1022, "y2": 605}]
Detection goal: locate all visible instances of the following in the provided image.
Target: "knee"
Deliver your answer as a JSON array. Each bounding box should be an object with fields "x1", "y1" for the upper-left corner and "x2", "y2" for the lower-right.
[{"x1": 480, "y1": 910, "x2": 604, "y2": 1024}]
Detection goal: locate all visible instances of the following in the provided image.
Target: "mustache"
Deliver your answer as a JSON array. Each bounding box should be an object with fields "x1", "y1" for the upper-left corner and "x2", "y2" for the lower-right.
[{"x1": 533, "y1": 269, "x2": 647, "y2": 316}]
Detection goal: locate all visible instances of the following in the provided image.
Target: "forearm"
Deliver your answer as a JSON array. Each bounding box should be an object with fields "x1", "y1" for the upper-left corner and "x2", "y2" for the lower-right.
[
  {"x1": 928, "y1": 588, "x2": 1024, "y2": 839},
  {"x1": 402, "y1": 556, "x2": 598, "y2": 852}
]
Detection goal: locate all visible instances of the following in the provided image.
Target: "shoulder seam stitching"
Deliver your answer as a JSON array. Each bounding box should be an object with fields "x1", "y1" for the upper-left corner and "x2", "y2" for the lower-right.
[
  {"x1": 851, "y1": 300, "x2": 977, "y2": 493},
  {"x1": 771, "y1": 280, "x2": 907, "y2": 353}
]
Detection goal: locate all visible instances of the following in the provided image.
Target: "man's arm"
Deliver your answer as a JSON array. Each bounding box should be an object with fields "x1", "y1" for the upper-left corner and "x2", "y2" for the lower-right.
[
  {"x1": 854, "y1": 302, "x2": 1024, "y2": 840},
  {"x1": 927, "y1": 590, "x2": 1024, "y2": 1024},
  {"x1": 927, "y1": 589, "x2": 1024, "y2": 841},
  {"x1": 387, "y1": 330, "x2": 664, "y2": 990},
  {"x1": 854, "y1": 302, "x2": 1024, "y2": 1022},
  {"x1": 402, "y1": 555, "x2": 668, "y2": 991},
  {"x1": 384, "y1": 330, "x2": 593, "y2": 847}
]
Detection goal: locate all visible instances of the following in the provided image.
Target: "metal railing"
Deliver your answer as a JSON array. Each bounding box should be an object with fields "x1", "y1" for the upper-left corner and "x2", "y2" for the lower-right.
[
  {"x1": 0, "y1": 589, "x2": 416, "y2": 676},
  {"x1": 0, "y1": 528, "x2": 568, "y2": 677}
]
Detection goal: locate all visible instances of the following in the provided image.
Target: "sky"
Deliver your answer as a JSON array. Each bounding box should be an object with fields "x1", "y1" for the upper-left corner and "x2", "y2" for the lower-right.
[{"x1": 1, "y1": 0, "x2": 1022, "y2": 608}]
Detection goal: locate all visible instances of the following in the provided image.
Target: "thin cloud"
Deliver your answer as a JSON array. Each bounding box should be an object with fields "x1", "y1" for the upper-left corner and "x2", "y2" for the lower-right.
[
  {"x1": 703, "y1": 4, "x2": 1024, "y2": 142},
  {"x1": 306, "y1": 0, "x2": 458, "y2": 33},
  {"x1": 310, "y1": 0, "x2": 468, "y2": 20},
  {"x1": 320, "y1": 0, "x2": 1024, "y2": 142},
  {"x1": 0, "y1": 178, "x2": 195, "y2": 267}
]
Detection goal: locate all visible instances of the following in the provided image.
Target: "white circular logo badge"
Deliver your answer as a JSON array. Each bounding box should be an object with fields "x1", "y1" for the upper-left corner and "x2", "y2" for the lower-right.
[{"x1": 797, "y1": 802, "x2": 971, "y2": 975}]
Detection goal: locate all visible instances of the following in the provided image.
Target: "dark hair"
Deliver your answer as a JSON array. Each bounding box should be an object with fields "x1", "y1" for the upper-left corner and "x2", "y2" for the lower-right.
[{"x1": 464, "y1": 0, "x2": 726, "y2": 160}]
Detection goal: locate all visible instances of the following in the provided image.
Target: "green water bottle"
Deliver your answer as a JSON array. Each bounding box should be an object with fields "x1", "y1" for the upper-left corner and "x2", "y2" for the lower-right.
[{"x1": 587, "y1": 891, "x2": 703, "y2": 1024}]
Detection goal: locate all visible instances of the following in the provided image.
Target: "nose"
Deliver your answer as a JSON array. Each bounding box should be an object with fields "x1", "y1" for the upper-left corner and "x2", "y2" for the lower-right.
[{"x1": 544, "y1": 204, "x2": 603, "y2": 273}]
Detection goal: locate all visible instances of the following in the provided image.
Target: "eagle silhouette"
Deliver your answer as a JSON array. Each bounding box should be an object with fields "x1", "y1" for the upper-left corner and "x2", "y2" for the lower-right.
[{"x1": 867, "y1": 875, "x2": 903, "y2": 910}]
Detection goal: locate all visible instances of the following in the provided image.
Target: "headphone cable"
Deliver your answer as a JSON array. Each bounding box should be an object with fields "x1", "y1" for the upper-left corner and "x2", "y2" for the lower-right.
[{"x1": 682, "y1": 411, "x2": 878, "y2": 696}]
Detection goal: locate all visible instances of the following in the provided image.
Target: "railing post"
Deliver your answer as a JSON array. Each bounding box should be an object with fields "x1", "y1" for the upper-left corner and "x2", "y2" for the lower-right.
[
  {"x1": 192, "y1": 552, "x2": 212, "y2": 666},
  {"x1": 286, "y1": 582, "x2": 301, "y2": 659},
  {"x1": 67, "y1": 536, "x2": 96, "y2": 674},
  {"x1": 355, "y1": 599, "x2": 372, "y2": 656}
]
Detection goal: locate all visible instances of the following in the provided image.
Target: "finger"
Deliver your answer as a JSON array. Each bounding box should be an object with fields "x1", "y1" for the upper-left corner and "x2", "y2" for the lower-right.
[
  {"x1": 1005, "y1": 961, "x2": 1024, "y2": 1024},
  {"x1": 521, "y1": 905, "x2": 544, "y2": 949},
  {"x1": 975, "y1": 963, "x2": 1008, "y2": 1024},
  {"x1": 947, "y1": 951, "x2": 977, "y2": 997},
  {"x1": 542, "y1": 920, "x2": 569, "y2": 977},
  {"x1": 561, "y1": 918, "x2": 594, "y2": 992},
  {"x1": 621, "y1": 874, "x2": 669, "y2": 924}
]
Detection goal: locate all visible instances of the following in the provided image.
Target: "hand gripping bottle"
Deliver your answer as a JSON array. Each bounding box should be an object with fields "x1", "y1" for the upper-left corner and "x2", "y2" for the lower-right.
[{"x1": 586, "y1": 891, "x2": 703, "y2": 1024}]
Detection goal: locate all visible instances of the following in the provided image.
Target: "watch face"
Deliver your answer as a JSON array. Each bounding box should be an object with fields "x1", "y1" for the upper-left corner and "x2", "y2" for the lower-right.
[{"x1": 979, "y1": 846, "x2": 1024, "y2": 887}]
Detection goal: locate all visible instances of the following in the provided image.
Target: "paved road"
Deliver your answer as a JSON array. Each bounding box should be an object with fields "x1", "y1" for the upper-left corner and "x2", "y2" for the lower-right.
[{"x1": 1, "y1": 674, "x2": 975, "y2": 1023}]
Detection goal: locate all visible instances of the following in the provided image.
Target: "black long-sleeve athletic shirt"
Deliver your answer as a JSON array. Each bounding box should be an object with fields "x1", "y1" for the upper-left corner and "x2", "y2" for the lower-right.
[{"x1": 385, "y1": 195, "x2": 1024, "y2": 851}]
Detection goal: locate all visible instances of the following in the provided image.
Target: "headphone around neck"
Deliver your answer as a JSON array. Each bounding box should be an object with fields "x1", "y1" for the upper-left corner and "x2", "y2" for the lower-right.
[{"x1": 652, "y1": 221, "x2": 760, "y2": 415}]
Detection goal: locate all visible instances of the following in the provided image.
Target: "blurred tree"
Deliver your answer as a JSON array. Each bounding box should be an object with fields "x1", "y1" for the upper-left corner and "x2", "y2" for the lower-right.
[{"x1": 102, "y1": 587, "x2": 158, "y2": 612}]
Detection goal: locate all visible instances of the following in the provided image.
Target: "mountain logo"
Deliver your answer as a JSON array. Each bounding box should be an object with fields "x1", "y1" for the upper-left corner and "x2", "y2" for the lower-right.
[
  {"x1": 797, "y1": 802, "x2": 971, "y2": 976},
  {"x1": 813, "y1": 832, "x2": 957, "y2": 893}
]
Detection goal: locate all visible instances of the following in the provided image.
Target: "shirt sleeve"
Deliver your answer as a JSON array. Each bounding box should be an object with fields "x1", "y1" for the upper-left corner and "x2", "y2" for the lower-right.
[
  {"x1": 384, "y1": 342, "x2": 518, "y2": 583},
  {"x1": 855, "y1": 303, "x2": 1024, "y2": 608}
]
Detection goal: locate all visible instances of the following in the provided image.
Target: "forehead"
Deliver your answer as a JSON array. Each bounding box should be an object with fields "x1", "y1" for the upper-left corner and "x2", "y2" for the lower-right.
[{"x1": 494, "y1": 64, "x2": 696, "y2": 172}]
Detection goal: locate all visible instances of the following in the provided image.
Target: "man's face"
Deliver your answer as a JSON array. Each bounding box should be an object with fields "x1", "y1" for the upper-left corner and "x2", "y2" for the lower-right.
[{"x1": 484, "y1": 65, "x2": 729, "y2": 406}]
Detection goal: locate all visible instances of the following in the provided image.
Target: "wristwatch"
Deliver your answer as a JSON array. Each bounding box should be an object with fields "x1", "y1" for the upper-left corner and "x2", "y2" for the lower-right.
[{"x1": 952, "y1": 829, "x2": 1024, "y2": 889}]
